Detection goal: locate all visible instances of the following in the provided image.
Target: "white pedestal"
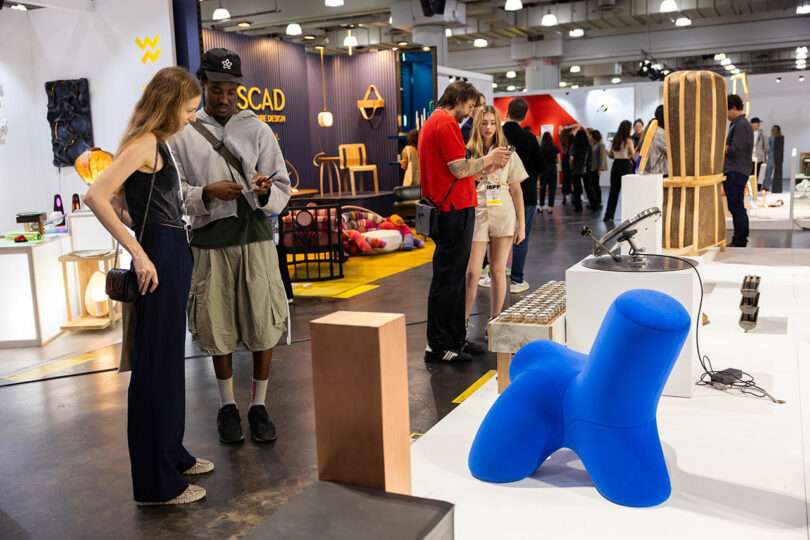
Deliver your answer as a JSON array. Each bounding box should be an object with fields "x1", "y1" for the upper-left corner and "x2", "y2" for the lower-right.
[
  {"x1": 565, "y1": 256, "x2": 699, "y2": 398},
  {"x1": 0, "y1": 235, "x2": 71, "y2": 348},
  {"x1": 68, "y1": 210, "x2": 114, "y2": 252},
  {"x1": 620, "y1": 174, "x2": 663, "y2": 254}
]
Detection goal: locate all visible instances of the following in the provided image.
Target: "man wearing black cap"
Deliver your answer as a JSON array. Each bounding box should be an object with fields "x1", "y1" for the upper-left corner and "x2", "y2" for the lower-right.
[{"x1": 172, "y1": 48, "x2": 291, "y2": 445}]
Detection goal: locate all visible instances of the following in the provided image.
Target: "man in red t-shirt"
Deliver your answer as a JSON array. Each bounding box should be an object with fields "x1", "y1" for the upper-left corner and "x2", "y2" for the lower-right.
[{"x1": 420, "y1": 81, "x2": 511, "y2": 363}]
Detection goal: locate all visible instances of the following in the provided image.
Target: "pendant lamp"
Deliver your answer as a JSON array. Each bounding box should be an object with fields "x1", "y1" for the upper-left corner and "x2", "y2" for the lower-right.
[
  {"x1": 212, "y1": 2, "x2": 231, "y2": 21},
  {"x1": 317, "y1": 48, "x2": 334, "y2": 128}
]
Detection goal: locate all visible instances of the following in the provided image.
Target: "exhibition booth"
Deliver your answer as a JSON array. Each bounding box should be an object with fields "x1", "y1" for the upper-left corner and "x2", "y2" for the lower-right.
[{"x1": 0, "y1": 0, "x2": 439, "y2": 347}]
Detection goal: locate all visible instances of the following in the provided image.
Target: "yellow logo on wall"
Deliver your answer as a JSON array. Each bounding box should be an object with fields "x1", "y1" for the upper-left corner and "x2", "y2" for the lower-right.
[
  {"x1": 237, "y1": 86, "x2": 287, "y2": 124},
  {"x1": 135, "y1": 35, "x2": 161, "y2": 64}
]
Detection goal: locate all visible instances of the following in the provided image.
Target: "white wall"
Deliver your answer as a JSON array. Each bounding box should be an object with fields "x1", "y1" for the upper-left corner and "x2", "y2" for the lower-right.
[
  {"x1": 0, "y1": 0, "x2": 176, "y2": 232},
  {"x1": 746, "y1": 71, "x2": 810, "y2": 172},
  {"x1": 0, "y1": 11, "x2": 44, "y2": 234}
]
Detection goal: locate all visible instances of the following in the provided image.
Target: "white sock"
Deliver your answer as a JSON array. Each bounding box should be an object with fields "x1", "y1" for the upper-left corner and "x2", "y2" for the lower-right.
[
  {"x1": 251, "y1": 378, "x2": 269, "y2": 407},
  {"x1": 217, "y1": 377, "x2": 236, "y2": 407}
]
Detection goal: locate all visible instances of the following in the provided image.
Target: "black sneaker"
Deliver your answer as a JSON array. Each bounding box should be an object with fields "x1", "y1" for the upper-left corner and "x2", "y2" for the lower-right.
[
  {"x1": 248, "y1": 405, "x2": 277, "y2": 443},
  {"x1": 217, "y1": 404, "x2": 244, "y2": 444},
  {"x1": 462, "y1": 340, "x2": 487, "y2": 356},
  {"x1": 424, "y1": 348, "x2": 473, "y2": 363}
]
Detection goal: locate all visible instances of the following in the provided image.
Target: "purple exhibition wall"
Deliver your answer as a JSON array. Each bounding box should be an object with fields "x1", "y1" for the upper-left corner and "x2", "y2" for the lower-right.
[{"x1": 202, "y1": 29, "x2": 399, "y2": 191}]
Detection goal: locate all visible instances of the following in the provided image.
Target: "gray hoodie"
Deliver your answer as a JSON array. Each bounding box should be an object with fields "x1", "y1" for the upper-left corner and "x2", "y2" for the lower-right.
[{"x1": 170, "y1": 109, "x2": 291, "y2": 230}]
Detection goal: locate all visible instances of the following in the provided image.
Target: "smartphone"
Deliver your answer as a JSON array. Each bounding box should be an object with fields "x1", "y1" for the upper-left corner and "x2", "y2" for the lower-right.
[{"x1": 507, "y1": 145, "x2": 515, "y2": 152}]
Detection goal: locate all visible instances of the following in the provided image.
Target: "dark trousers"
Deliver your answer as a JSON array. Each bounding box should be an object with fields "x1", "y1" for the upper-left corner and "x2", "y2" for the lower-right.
[
  {"x1": 276, "y1": 241, "x2": 294, "y2": 300},
  {"x1": 427, "y1": 207, "x2": 474, "y2": 352},
  {"x1": 724, "y1": 172, "x2": 750, "y2": 247},
  {"x1": 561, "y1": 159, "x2": 572, "y2": 197},
  {"x1": 753, "y1": 161, "x2": 763, "y2": 188},
  {"x1": 128, "y1": 225, "x2": 195, "y2": 503},
  {"x1": 585, "y1": 171, "x2": 602, "y2": 209},
  {"x1": 510, "y1": 204, "x2": 537, "y2": 284},
  {"x1": 604, "y1": 159, "x2": 631, "y2": 220},
  {"x1": 540, "y1": 165, "x2": 557, "y2": 207},
  {"x1": 571, "y1": 173, "x2": 585, "y2": 211}
]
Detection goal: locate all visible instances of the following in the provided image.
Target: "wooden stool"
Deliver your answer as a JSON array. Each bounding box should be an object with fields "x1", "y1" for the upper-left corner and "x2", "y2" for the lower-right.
[
  {"x1": 310, "y1": 311, "x2": 410, "y2": 495},
  {"x1": 662, "y1": 71, "x2": 727, "y2": 255}
]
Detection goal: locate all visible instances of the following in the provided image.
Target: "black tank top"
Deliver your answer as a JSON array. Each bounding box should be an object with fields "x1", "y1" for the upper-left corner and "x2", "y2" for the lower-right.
[{"x1": 125, "y1": 142, "x2": 184, "y2": 231}]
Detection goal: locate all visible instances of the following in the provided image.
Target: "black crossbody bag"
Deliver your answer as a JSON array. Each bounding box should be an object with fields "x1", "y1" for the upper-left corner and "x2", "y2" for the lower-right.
[
  {"x1": 415, "y1": 177, "x2": 460, "y2": 238},
  {"x1": 105, "y1": 144, "x2": 159, "y2": 303}
]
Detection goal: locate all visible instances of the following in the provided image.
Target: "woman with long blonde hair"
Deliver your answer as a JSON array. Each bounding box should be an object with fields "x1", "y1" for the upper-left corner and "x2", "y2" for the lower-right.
[
  {"x1": 464, "y1": 105, "x2": 528, "y2": 326},
  {"x1": 85, "y1": 67, "x2": 213, "y2": 506}
]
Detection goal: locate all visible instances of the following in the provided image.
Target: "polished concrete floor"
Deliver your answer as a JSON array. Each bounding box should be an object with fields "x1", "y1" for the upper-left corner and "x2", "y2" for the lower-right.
[{"x1": 1, "y1": 197, "x2": 809, "y2": 539}]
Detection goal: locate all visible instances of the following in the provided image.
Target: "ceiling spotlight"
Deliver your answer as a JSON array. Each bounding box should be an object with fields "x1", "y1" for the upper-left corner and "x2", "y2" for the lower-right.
[
  {"x1": 732, "y1": 68, "x2": 741, "y2": 74},
  {"x1": 541, "y1": 11, "x2": 558, "y2": 26},
  {"x1": 611, "y1": 77, "x2": 622, "y2": 84},
  {"x1": 389, "y1": 16, "x2": 393, "y2": 24},
  {"x1": 474, "y1": 38, "x2": 489, "y2": 48},
  {"x1": 675, "y1": 16, "x2": 692, "y2": 27},
  {"x1": 212, "y1": 4, "x2": 231, "y2": 21},
  {"x1": 797, "y1": 50, "x2": 809, "y2": 60},
  {"x1": 797, "y1": 3, "x2": 810, "y2": 14},
  {"x1": 10, "y1": 3, "x2": 28, "y2": 11},
  {"x1": 714, "y1": 53, "x2": 726, "y2": 61},
  {"x1": 445, "y1": 28, "x2": 452, "y2": 37},
  {"x1": 663, "y1": 69, "x2": 671, "y2": 75},
  {"x1": 522, "y1": 88, "x2": 528, "y2": 93},
  {"x1": 660, "y1": 0, "x2": 678, "y2": 12},
  {"x1": 505, "y1": 0, "x2": 523, "y2": 11},
  {"x1": 398, "y1": 41, "x2": 409, "y2": 47},
  {"x1": 492, "y1": 83, "x2": 499, "y2": 89},
  {"x1": 304, "y1": 35, "x2": 316, "y2": 40},
  {"x1": 238, "y1": 21, "x2": 252, "y2": 28},
  {"x1": 286, "y1": 23, "x2": 303, "y2": 36},
  {"x1": 507, "y1": 85, "x2": 516, "y2": 91},
  {"x1": 422, "y1": 46, "x2": 431, "y2": 52},
  {"x1": 724, "y1": 64, "x2": 736, "y2": 71},
  {"x1": 800, "y1": 75, "x2": 806, "y2": 82},
  {"x1": 797, "y1": 46, "x2": 809, "y2": 54},
  {"x1": 798, "y1": 62, "x2": 808, "y2": 69},
  {"x1": 570, "y1": 65, "x2": 581, "y2": 73},
  {"x1": 651, "y1": 63, "x2": 663, "y2": 70},
  {"x1": 721, "y1": 57, "x2": 732, "y2": 66},
  {"x1": 506, "y1": 70, "x2": 517, "y2": 79},
  {"x1": 344, "y1": 31, "x2": 358, "y2": 48},
  {"x1": 559, "y1": 81, "x2": 568, "y2": 88},
  {"x1": 325, "y1": 0, "x2": 345, "y2": 6},
  {"x1": 572, "y1": 84, "x2": 580, "y2": 89},
  {"x1": 776, "y1": 76, "x2": 782, "y2": 83},
  {"x1": 569, "y1": 28, "x2": 585, "y2": 38}
]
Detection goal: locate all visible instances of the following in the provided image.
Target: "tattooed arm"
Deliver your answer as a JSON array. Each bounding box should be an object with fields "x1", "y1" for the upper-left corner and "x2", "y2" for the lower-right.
[{"x1": 448, "y1": 146, "x2": 511, "y2": 179}]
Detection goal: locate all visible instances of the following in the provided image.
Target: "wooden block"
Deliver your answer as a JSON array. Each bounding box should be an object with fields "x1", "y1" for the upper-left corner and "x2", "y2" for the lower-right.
[
  {"x1": 310, "y1": 311, "x2": 411, "y2": 495},
  {"x1": 497, "y1": 353, "x2": 512, "y2": 394}
]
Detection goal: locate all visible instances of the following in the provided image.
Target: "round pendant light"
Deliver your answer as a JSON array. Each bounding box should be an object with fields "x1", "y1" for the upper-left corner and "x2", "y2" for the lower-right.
[
  {"x1": 286, "y1": 23, "x2": 303, "y2": 36},
  {"x1": 473, "y1": 38, "x2": 488, "y2": 48},
  {"x1": 504, "y1": 0, "x2": 523, "y2": 11},
  {"x1": 212, "y1": 2, "x2": 231, "y2": 21},
  {"x1": 570, "y1": 65, "x2": 581, "y2": 73},
  {"x1": 506, "y1": 70, "x2": 517, "y2": 79},
  {"x1": 541, "y1": 11, "x2": 558, "y2": 27},
  {"x1": 325, "y1": 0, "x2": 344, "y2": 7},
  {"x1": 659, "y1": 0, "x2": 678, "y2": 13},
  {"x1": 675, "y1": 16, "x2": 692, "y2": 26},
  {"x1": 569, "y1": 28, "x2": 585, "y2": 38}
]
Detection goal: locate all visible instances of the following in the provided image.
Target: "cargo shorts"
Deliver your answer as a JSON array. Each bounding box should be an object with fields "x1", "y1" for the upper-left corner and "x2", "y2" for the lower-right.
[{"x1": 188, "y1": 240, "x2": 288, "y2": 356}]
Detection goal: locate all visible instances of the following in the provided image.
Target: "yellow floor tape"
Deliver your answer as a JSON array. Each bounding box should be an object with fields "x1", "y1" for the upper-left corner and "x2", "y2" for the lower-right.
[
  {"x1": 3, "y1": 345, "x2": 119, "y2": 383},
  {"x1": 452, "y1": 370, "x2": 497, "y2": 404},
  {"x1": 291, "y1": 240, "x2": 435, "y2": 299}
]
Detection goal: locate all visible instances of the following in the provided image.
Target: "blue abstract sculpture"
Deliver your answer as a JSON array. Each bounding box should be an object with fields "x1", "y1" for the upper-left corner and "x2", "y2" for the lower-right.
[{"x1": 468, "y1": 289, "x2": 691, "y2": 507}]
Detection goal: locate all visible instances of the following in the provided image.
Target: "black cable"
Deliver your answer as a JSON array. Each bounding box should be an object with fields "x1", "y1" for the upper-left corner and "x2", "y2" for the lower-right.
[{"x1": 642, "y1": 253, "x2": 784, "y2": 404}]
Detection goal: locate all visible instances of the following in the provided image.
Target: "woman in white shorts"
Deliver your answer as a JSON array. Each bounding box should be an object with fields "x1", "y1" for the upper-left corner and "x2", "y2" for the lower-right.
[{"x1": 464, "y1": 105, "x2": 528, "y2": 325}]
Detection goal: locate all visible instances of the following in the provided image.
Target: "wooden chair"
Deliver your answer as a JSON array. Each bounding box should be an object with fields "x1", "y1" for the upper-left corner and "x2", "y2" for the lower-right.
[
  {"x1": 313, "y1": 152, "x2": 342, "y2": 195},
  {"x1": 339, "y1": 144, "x2": 379, "y2": 197}
]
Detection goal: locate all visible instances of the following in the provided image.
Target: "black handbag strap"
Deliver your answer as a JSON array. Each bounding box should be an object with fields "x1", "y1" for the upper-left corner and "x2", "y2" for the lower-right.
[
  {"x1": 113, "y1": 142, "x2": 160, "y2": 268},
  {"x1": 423, "y1": 173, "x2": 461, "y2": 210},
  {"x1": 190, "y1": 119, "x2": 244, "y2": 180}
]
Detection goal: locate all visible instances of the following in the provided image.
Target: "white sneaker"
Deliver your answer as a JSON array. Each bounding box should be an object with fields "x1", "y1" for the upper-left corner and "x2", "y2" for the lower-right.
[
  {"x1": 510, "y1": 280, "x2": 530, "y2": 293},
  {"x1": 136, "y1": 484, "x2": 207, "y2": 506},
  {"x1": 537, "y1": 206, "x2": 545, "y2": 213},
  {"x1": 184, "y1": 458, "x2": 215, "y2": 476},
  {"x1": 478, "y1": 276, "x2": 492, "y2": 288}
]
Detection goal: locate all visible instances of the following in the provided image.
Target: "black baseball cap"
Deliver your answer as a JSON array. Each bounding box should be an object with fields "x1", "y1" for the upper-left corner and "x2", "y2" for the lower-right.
[{"x1": 198, "y1": 48, "x2": 243, "y2": 83}]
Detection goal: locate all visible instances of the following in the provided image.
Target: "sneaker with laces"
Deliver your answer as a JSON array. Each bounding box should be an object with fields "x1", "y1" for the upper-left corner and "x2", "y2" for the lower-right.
[
  {"x1": 217, "y1": 404, "x2": 244, "y2": 444},
  {"x1": 478, "y1": 276, "x2": 492, "y2": 288},
  {"x1": 248, "y1": 405, "x2": 277, "y2": 443},
  {"x1": 136, "y1": 484, "x2": 206, "y2": 506},
  {"x1": 424, "y1": 348, "x2": 473, "y2": 363},
  {"x1": 509, "y1": 280, "x2": 530, "y2": 293}
]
